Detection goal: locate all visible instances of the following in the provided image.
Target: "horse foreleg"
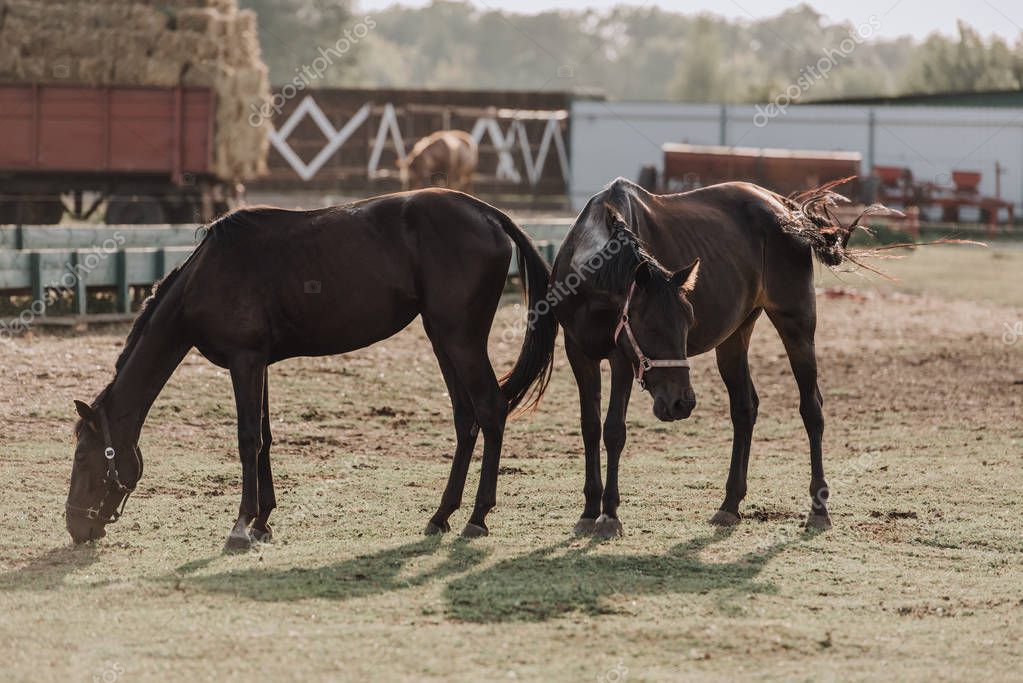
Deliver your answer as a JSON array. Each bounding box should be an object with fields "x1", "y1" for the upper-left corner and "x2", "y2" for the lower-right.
[
  {"x1": 711, "y1": 312, "x2": 760, "y2": 526},
  {"x1": 565, "y1": 337, "x2": 603, "y2": 534},
  {"x1": 226, "y1": 352, "x2": 267, "y2": 551},
  {"x1": 595, "y1": 351, "x2": 634, "y2": 537}
]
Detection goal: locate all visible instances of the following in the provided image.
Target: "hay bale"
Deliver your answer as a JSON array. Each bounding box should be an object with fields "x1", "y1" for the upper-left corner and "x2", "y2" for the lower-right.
[
  {"x1": 0, "y1": 0, "x2": 270, "y2": 182},
  {"x1": 144, "y1": 59, "x2": 183, "y2": 87},
  {"x1": 20, "y1": 57, "x2": 45, "y2": 80},
  {"x1": 129, "y1": 6, "x2": 169, "y2": 34},
  {"x1": 177, "y1": 7, "x2": 218, "y2": 33},
  {"x1": 77, "y1": 57, "x2": 114, "y2": 84},
  {"x1": 0, "y1": 43, "x2": 20, "y2": 77}
]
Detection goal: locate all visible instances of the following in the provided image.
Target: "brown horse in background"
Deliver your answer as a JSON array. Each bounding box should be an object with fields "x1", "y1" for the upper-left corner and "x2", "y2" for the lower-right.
[
  {"x1": 65, "y1": 189, "x2": 556, "y2": 548},
  {"x1": 400, "y1": 130, "x2": 478, "y2": 192},
  {"x1": 550, "y1": 177, "x2": 866, "y2": 537}
]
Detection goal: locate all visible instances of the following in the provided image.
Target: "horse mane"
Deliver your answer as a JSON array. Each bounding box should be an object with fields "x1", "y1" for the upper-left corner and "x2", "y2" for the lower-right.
[
  {"x1": 75, "y1": 218, "x2": 221, "y2": 436},
  {"x1": 578, "y1": 180, "x2": 695, "y2": 322},
  {"x1": 589, "y1": 179, "x2": 672, "y2": 294},
  {"x1": 206, "y1": 205, "x2": 285, "y2": 245}
]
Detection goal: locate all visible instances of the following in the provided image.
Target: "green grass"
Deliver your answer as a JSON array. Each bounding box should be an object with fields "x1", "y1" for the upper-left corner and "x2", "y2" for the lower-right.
[
  {"x1": 0, "y1": 245, "x2": 1020, "y2": 681},
  {"x1": 818, "y1": 243, "x2": 1022, "y2": 308}
]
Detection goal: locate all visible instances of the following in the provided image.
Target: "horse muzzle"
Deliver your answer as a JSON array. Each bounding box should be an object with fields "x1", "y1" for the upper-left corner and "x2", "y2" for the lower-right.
[
  {"x1": 653, "y1": 389, "x2": 697, "y2": 422},
  {"x1": 66, "y1": 516, "x2": 106, "y2": 544}
]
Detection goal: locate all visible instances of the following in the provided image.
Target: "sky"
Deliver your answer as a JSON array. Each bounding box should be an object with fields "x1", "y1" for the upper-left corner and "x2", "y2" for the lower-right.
[{"x1": 355, "y1": 0, "x2": 1023, "y2": 43}]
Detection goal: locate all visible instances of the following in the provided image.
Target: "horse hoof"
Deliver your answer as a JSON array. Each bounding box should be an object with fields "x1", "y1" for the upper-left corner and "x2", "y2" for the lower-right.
[
  {"x1": 805, "y1": 512, "x2": 833, "y2": 531},
  {"x1": 460, "y1": 523, "x2": 489, "y2": 538},
  {"x1": 709, "y1": 510, "x2": 742, "y2": 527},
  {"x1": 424, "y1": 520, "x2": 450, "y2": 536},
  {"x1": 250, "y1": 525, "x2": 273, "y2": 543},
  {"x1": 573, "y1": 518, "x2": 597, "y2": 535},
  {"x1": 593, "y1": 514, "x2": 623, "y2": 538},
  {"x1": 223, "y1": 533, "x2": 252, "y2": 552}
]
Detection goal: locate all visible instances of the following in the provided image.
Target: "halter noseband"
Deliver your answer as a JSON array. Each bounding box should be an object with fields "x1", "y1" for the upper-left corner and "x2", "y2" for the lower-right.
[
  {"x1": 65, "y1": 405, "x2": 138, "y2": 525},
  {"x1": 613, "y1": 280, "x2": 690, "y2": 391}
]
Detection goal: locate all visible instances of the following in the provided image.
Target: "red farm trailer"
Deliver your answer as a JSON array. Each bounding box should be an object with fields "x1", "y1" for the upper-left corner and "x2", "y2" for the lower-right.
[
  {"x1": 662, "y1": 142, "x2": 862, "y2": 201},
  {"x1": 0, "y1": 83, "x2": 232, "y2": 224}
]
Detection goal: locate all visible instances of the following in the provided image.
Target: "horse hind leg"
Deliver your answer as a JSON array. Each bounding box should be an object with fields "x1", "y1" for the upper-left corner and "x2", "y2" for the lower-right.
[
  {"x1": 767, "y1": 307, "x2": 832, "y2": 530},
  {"x1": 427, "y1": 330, "x2": 506, "y2": 538},
  {"x1": 225, "y1": 351, "x2": 268, "y2": 551},
  {"x1": 456, "y1": 348, "x2": 507, "y2": 538},
  {"x1": 250, "y1": 369, "x2": 277, "y2": 542},
  {"x1": 423, "y1": 340, "x2": 479, "y2": 535}
]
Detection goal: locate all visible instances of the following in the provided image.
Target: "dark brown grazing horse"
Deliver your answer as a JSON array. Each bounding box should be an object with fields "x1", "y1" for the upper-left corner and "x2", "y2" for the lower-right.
[
  {"x1": 66, "y1": 189, "x2": 556, "y2": 548},
  {"x1": 551, "y1": 177, "x2": 857, "y2": 537}
]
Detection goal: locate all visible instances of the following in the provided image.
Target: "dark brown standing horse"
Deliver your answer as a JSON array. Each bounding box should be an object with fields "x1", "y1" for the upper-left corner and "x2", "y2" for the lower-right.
[
  {"x1": 65, "y1": 188, "x2": 556, "y2": 548},
  {"x1": 551, "y1": 177, "x2": 858, "y2": 537}
]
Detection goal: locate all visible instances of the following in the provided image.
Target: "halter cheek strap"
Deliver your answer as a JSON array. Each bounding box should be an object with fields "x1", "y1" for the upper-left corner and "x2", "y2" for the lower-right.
[
  {"x1": 613, "y1": 281, "x2": 690, "y2": 390},
  {"x1": 65, "y1": 405, "x2": 138, "y2": 524}
]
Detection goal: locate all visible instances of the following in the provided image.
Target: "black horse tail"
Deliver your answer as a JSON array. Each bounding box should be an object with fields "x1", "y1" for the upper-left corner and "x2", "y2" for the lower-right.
[
  {"x1": 779, "y1": 176, "x2": 861, "y2": 267},
  {"x1": 493, "y1": 212, "x2": 557, "y2": 416},
  {"x1": 782, "y1": 177, "x2": 910, "y2": 268}
]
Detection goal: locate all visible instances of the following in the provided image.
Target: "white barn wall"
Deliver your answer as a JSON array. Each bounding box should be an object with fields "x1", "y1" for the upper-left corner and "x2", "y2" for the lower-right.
[
  {"x1": 569, "y1": 101, "x2": 721, "y2": 209},
  {"x1": 570, "y1": 100, "x2": 1023, "y2": 214}
]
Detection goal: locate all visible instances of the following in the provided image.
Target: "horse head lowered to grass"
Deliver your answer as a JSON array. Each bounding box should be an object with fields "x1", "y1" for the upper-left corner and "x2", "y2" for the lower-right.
[{"x1": 65, "y1": 188, "x2": 557, "y2": 548}]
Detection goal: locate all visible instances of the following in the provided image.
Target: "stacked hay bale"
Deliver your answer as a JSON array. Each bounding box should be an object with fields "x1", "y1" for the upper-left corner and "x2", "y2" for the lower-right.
[{"x1": 0, "y1": 0, "x2": 270, "y2": 181}]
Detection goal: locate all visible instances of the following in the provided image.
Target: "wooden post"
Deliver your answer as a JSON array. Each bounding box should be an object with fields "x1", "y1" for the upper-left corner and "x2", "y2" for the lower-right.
[
  {"x1": 29, "y1": 251, "x2": 44, "y2": 316},
  {"x1": 102, "y1": 87, "x2": 111, "y2": 170},
  {"x1": 115, "y1": 250, "x2": 131, "y2": 314},
  {"x1": 543, "y1": 242, "x2": 555, "y2": 265},
  {"x1": 155, "y1": 248, "x2": 167, "y2": 280},
  {"x1": 718, "y1": 103, "x2": 727, "y2": 146},
  {"x1": 172, "y1": 86, "x2": 183, "y2": 182},
  {"x1": 30, "y1": 83, "x2": 39, "y2": 168},
  {"x1": 71, "y1": 251, "x2": 87, "y2": 317}
]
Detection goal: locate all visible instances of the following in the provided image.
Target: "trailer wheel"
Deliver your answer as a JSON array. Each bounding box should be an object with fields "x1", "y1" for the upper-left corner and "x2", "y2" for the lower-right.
[
  {"x1": 162, "y1": 197, "x2": 201, "y2": 224},
  {"x1": 105, "y1": 196, "x2": 167, "y2": 224},
  {"x1": 0, "y1": 197, "x2": 64, "y2": 225}
]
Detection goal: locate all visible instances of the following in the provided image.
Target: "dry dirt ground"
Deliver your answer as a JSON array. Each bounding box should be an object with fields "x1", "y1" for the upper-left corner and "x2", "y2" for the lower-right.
[{"x1": 0, "y1": 246, "x2": 1020, "y2": 682}]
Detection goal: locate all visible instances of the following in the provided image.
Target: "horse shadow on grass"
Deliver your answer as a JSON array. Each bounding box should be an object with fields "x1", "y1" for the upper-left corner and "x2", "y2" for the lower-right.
[
  {"x1": 0, "y1": 544, "x2": 99, "y2": 592},
  {"x1": 169, "y1": 535, "x2": 489, "y2": 602},
  {"x1": 444, "y1": 528, "x2": 793, "y2": 623},
  {"x1": 171, "y1": 526, "x2": 798, "y2": 623}
]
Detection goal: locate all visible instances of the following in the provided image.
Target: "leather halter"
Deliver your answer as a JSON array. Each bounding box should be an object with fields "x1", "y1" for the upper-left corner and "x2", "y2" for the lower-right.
[
  {"x1": 65, "y1": 405, "x2": 138, "y2": 525},
  {"x1": 613, "y1": 281, "x2": 690, "y2": 390}
]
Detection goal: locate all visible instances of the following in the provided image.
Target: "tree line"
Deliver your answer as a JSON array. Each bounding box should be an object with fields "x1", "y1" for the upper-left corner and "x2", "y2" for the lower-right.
[{"x1": 241, "y1": 1, "x2": 1023, "y2": 101}]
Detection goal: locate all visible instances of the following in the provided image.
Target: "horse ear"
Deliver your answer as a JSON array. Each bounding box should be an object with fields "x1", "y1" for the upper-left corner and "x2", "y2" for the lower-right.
[
  {"x1": 74, "y1": 400, "x2": 97, "y2": 426},
  {"x1": 634, "y1": 261, "x2": 654, "y2": 288},
  {"x1": 604, "y1": 202, "x2": 628, "y2": 233},
  {"x1": 671, "y1": 258, "x2": 700, "y2": 294}
]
